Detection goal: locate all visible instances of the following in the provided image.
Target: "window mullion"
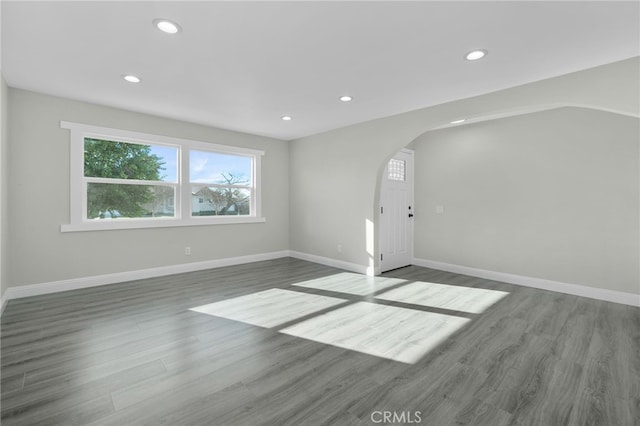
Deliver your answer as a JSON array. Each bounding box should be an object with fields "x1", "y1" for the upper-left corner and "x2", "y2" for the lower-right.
[
  {"x1": 192, "y1": 183, "x2": 250, "y2": 190},
  {"x1": 85, "y1": 177, "x2": 176, "y2": 186},
  {"x1": 82, "y1": 179, "x2": 88, "y2": 222},
  {"x1": 181, "y1": 149, "x2": 191, "y2": 220}
]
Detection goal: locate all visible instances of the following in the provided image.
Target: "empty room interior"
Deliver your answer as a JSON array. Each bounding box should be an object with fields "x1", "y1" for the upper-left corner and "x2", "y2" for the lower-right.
[{"x1": 0, "y1": 1, "x2": 639, "y2": 425}]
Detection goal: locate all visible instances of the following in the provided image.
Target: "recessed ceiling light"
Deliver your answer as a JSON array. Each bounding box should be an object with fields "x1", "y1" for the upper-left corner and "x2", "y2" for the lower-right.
[
  {"x1": 281, "y1": 116, "x2": 292, "y2": 121},
  {"x1": 450, "y1": 119, "x2": 466, "y2": 124},
  {"x1": 123, "y1": 75, "x2": 141, "y2": 83},
  {"x1": 153, "y1": 19, "x2": 181, "y2": 34},
  {"x1": 339, "y1": 95, "x2": 353, "y2": 102},
  {"x1": 465, "y1": 49, "x2": 487, "y2": 61}
]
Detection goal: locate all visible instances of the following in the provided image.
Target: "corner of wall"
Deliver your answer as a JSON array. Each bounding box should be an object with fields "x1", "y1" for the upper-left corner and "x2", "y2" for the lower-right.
[{"x1": 0, "y1": 71, "x2": 8, "y2": 313}]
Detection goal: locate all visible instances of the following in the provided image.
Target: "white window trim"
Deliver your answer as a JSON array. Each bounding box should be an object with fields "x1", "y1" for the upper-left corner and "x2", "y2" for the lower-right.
[{"x1": 61, "y1": 121, "x2": 265, "y2": 232}]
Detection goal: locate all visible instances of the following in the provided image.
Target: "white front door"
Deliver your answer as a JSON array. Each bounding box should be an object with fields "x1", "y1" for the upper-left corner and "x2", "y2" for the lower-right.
[{"x1": 379, "y1": 149, "x2": 414, "y2": 272}]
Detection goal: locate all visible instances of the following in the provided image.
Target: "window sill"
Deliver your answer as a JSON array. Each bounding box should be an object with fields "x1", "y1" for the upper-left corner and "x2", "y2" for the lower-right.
[{"x1": 61, "y1": 216, "x2": 267, "y2": 233}]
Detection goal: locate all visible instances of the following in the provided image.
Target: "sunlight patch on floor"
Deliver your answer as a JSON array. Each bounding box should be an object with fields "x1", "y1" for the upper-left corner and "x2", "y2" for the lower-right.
[
  {"x1": 189, "y1": 275, "x2": 509, "y2": 364},
  {"x1": 189, "y1": 289, "x2": 345, "y2": 328},
  {"x1": 280, "y1": 302, "x2": 470, "y2": 364},
  {"x1": 292, "y1": 272, "x2": 408, "y2": 296},
  {"x1": 376, "y1": 281, "x2": 509, "y2": 314}
]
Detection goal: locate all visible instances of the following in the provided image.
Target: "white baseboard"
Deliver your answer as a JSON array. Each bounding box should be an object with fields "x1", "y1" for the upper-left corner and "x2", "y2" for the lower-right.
[
  {"x1": 413, "y1": 257, "x2": 640, "y2": 307},
  {"x1": 289, "y1": 251, "x2": 377, "y2": 276},
  {"x1": 0, "y1": 290, "x2": 7, "y2": 316},
  {"x1": 3, "y1": 251, "x2": 635, "y2": 313},
  {"x1": 3, "y1": 251, "x2": 290, "y2": 302},
  {"x1": 1, "y1": 250, "x2": 370, "y2": 310}
]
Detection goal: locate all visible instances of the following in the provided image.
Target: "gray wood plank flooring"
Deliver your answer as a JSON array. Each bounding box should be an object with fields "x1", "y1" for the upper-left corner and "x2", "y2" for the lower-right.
[{"x1": 1, "y1": 257, "x2": 638, "y2": 425}]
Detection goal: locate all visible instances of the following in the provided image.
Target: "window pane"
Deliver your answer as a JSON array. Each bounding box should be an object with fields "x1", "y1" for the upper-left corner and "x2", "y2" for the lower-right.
[
  {"x1": 87, "y1": 183, "x2": 175, "y2": 219},
  {"x1": 84, "y1": 138, "x2": 178, "y2": 182},
  {"x1": 190, "y1": 150, "x2": 251, "y2": 185},
  {"x1": 388, "y1": 159, "x2": 406, "y2": 181},
  {"x1": 191, "y1": 186, "x2": 251, "y2": 216}
]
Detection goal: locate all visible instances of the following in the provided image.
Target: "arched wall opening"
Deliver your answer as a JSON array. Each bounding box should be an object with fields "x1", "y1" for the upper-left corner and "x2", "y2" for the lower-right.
[
  {"x1": 372, "y1": 105, "x2": 639, "y2": 296},
  {"x1": 289, "y1": 58, "x2": 638, "y2": 298}
]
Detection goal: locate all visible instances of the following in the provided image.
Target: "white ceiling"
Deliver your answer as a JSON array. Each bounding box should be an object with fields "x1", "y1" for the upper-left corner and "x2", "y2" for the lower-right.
[{"x1": 2, "y1": 1, "x2": 639, "y2": 141}]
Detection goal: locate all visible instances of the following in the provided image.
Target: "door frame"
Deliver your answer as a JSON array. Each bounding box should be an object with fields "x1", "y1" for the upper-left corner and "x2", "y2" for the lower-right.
[{"x1": 378, "y1": 148, "x2": 415, "y2": 273}]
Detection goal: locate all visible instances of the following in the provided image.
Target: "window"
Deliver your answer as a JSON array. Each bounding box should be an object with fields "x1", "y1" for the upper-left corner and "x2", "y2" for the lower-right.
[
  {"x1": 61, "y1": 122, "x2": 264, "y2": 232},
  {"x1": 387, "y1": 158, "x2": 406, "y2": 181}
]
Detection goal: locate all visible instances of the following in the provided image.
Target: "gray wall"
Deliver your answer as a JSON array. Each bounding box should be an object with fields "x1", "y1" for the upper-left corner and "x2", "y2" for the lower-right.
[
  {"x1": 413, "y1": 107, "x2": 639, "y2": 294},
  {"x1": 3, "y1": 58, "x2": 639, "y2": 298},
  {"x1": 289, "y1": 58, "x2": 639, "y2": 293},
  {"x1": 7, "y1": 89, "x2": 290, "y2": 287},
  {"x1": 1, "y1": 73, "x2": 7, "y2": 300}
]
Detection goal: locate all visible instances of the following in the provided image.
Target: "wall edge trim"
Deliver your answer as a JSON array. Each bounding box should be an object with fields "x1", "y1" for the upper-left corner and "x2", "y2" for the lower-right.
[
  {"x1": 0, "y1": 290, "x2": 7, "y2": 316},
  {"x1": 2, "y1": 251, "x2": 290, "y2": 303},
  {"x1": 3, "y1": 253, "x2": 635, "y2": 314},
  {"x1": 413, "y1": 257, "x2": 640, "y2": 307}
]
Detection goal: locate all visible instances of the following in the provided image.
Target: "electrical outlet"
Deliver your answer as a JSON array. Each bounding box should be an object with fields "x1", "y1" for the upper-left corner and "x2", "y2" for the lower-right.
[
  {"x1": 185, "y1": 246, "x2": 191, "y2": 255},
  {"x1": 337, "y1": 244, "x2": 343, "y2": 253}
]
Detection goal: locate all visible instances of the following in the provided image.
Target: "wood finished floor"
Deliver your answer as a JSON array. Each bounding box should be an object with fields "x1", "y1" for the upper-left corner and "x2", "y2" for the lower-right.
[{"x1": 1, "y1": 257, "x2": 638, "y2": 425}]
